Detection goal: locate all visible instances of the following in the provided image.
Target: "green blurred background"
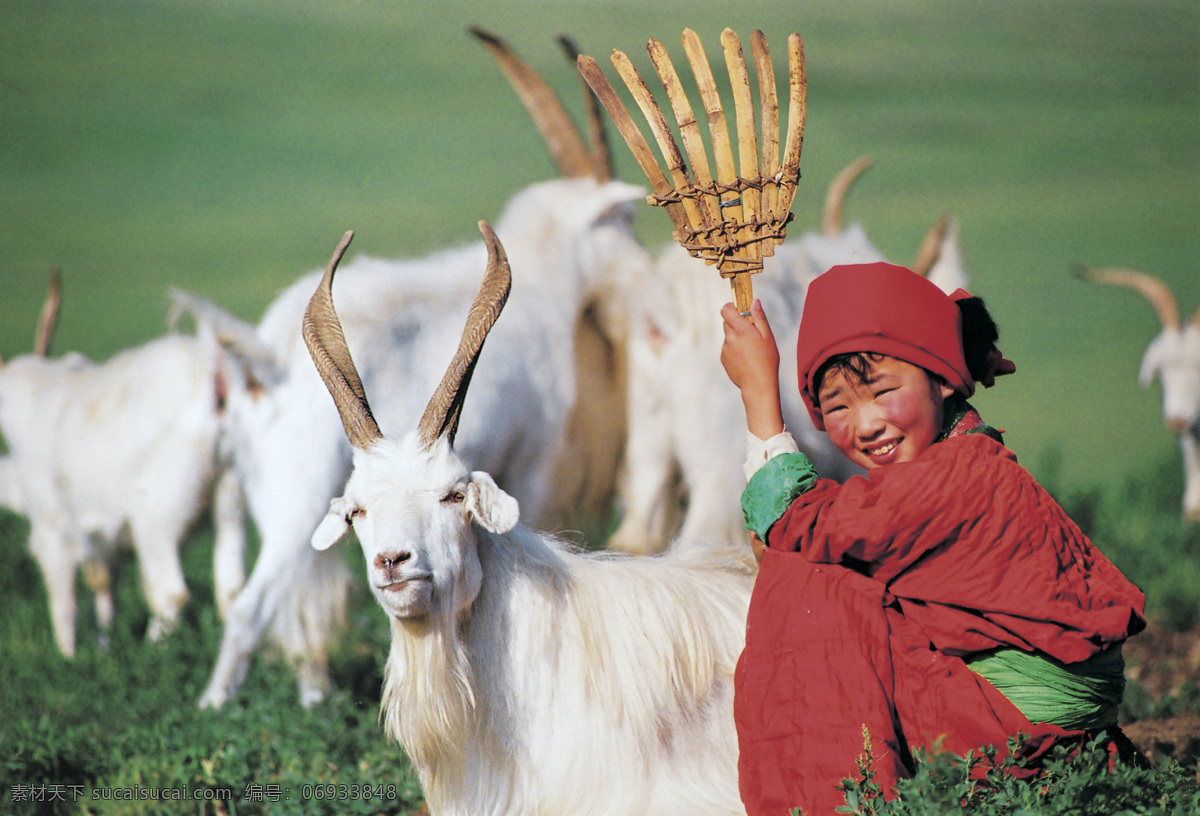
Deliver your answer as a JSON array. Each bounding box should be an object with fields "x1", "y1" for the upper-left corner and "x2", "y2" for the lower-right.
[{"x1": 2, "y1": 0, "x2": 1197, "y2": 493}]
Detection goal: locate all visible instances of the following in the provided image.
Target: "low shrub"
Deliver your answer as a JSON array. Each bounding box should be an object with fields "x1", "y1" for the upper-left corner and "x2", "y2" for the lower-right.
[{"x1": 804, "y1": 731, "x2": 1200, "y2": 815}]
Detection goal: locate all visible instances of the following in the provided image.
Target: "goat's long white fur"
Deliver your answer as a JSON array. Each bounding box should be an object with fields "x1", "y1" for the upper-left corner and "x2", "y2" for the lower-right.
[
  {"x1": 322, "y1": 431, "x2": 754, "y2": 815},
  {"x1": 0, "y1": 331, "x2": 245, "y2": 656},
  {"x1": 180, "y1": 177, "x2": 653, "y2": 709}
]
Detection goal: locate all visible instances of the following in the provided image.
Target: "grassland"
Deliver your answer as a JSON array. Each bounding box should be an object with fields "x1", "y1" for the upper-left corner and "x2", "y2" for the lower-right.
[{"x1": 1, "y1": 1, "x2": 1197, "y2": 813}]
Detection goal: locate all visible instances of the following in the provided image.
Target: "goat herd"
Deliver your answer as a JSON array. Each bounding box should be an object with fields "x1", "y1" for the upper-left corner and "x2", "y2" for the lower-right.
[{"x1": 0, "y1": 27, "x2": 1195, "y2": 816}]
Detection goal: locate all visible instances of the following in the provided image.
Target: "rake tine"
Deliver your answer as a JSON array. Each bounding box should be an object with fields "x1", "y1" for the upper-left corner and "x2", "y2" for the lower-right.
[
  {"x1": 648, "y1": 38, "x2": 720, "y2": 230},
  {"x1": 683, "y1": 28, "x2": 756, "y2": 312},
  {"x1": 685, "y1": 28, "x2": 753, "y2": 314},
  {"x1": 577, "y1": 54, "x2": 690, "y2": 236},
  {"x1": 750, "y1": 30, "x2": 780, "y2": 218},
  {"x1": 578, "y1": 29, "x2": 806, "y2": 318},
  {"x1": 723, "y1": 28, "x2": 761, "y2": 266},
  {"x1": 775, "y1": 33, "x2": 807, "y2": 220},
  {"x1": 611, "y1": 50, "x2": 706, "y2": 234},
  {"x1": 682, "y1": 29, "x2": 739, "y2": 221}
]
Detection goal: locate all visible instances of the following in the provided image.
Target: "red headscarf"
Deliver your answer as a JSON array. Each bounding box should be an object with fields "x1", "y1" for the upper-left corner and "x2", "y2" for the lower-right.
[{"x1": 796, "y1": 262, "x2": 974, "y2": 430}]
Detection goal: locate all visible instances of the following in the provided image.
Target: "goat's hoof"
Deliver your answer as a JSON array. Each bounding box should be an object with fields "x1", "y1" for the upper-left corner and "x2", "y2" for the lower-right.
[
  {"x1": 298, "y1": 685, "x2": 327, "y2": 709},
  {"x1": 198, "y1": 688, "x2": 227, "y2": 711}
]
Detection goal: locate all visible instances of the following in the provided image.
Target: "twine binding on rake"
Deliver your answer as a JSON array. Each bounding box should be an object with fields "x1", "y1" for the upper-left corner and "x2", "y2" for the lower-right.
[
  {"x1": 649, "y1": 175, "x2": 799, "y2": 272},
  {"x1": 578, "y1": 27, "x2": 807, "y2": 311}
]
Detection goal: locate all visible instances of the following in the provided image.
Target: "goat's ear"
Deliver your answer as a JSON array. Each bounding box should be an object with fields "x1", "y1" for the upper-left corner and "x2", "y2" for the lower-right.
[
  {"x1": 1138, "y1": 341, "x2": 1163, "y2": 388},
  {"x1": 222, "y1": 343, "x2": 284, "y2": 401},
  {"x1": 464, "y1": 472, "x2": 519, "y2": 534},
  {"x1": 593, "y1": 181, "x2": 646, "y2": 223},
  {"x1": 171, "y1": 288, "x2": 285, "y2": 399},
  {"x1": 311, "y1": 497, "x2": 352, "y2": 550}
]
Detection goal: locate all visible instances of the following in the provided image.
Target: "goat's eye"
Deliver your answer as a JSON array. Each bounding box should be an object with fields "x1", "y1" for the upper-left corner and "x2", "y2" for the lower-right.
[
  {"x1": 441, "y1": 489, "x2": 466, "y2": 504},
  {"x1": 347, "y1": 506, "x2": 366, "y2": 520}
]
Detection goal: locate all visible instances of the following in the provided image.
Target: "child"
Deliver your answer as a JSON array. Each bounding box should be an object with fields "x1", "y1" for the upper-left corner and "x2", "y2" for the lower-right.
[{"x1": 719, "y1": 262, "x2": 1145, "y2": 816}]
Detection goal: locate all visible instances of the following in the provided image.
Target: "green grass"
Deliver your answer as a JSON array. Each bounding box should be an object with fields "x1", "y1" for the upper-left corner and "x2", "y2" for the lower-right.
[
  {"x1": 0, "y1": 508, "x2": 423, "y2": 815},
  {"x1": 823, "y1": 732, "x2": 1200, "y2": 815}
]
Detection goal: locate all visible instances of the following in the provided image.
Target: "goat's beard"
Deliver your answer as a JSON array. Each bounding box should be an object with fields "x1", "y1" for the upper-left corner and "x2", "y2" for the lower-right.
[
  {"x1": 372, "y1": 578, "x2": 434, "y2": 619},
  {"x1": 381, "y1": 612, "x2": 476, "y2": 778}
]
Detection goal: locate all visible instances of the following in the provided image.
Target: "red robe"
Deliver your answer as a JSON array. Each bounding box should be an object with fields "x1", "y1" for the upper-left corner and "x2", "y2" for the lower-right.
[{"x1": 734, "y1": 432, "x2": 1145, "y2": 816}]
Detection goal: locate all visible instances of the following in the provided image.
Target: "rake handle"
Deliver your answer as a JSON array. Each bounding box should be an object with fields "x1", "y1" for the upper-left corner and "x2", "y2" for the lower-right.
[{"x1": 730, "y1": 273, "x2": 754, "y2": 321}]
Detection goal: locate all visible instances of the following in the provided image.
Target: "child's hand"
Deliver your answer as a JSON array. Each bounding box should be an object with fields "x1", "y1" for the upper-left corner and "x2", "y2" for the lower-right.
[
  {"x1": 720, "y1": 299, "x2": 779, "y2": 387},
  {"x1": 721, "y1": 299, "x2": 785, "y2": 439},
  {"x1": 749, "y1": 531, "x2": 767, "y2": 566}
]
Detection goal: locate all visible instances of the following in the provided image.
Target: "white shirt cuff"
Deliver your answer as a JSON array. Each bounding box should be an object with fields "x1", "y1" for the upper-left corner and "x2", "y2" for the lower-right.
[{"x1": 743, "y1": 429, "x2": 801, "y2": 481}]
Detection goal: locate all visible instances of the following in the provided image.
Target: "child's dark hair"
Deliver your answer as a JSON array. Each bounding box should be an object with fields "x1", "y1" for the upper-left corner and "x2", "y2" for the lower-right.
[
  {"x1": 956, "y1": 295, "x2": 1002, "y2": 385},
  {"x1": 813, "y1": 353, "x2": 884, "y2": 402}
]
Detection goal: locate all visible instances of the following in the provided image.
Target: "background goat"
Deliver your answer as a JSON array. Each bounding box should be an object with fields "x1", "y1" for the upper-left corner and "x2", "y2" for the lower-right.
[
  {"x1": 305, "y1": 224, "x2": 753, "y2": 815},
  {"x1": 0, "y1": 272, "x2": 245, "y2": 657},
  {"x1": 1076, "y1": 266, "x2": 1200, "y2": 521},
  {"x1": 610, "y1": 156, "x2": 967, "y2": 555}
]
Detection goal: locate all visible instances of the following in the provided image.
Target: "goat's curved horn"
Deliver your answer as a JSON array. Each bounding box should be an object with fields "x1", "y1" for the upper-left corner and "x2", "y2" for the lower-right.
[
  {"x1": 822, "y1": 155, "x2": 874, "y2": 236},
  {"x1": 911, "y1": 212, "x2": 950, "y2": 278},
  {"x1": 470, "y1": 26, "x2": 595, "y2": 180},
  {"x1": 417, "y1": 221, "x2": 512, "y2": 449},
  {"x1": 1073, "y1": 266, "x2": 1180, "y2": 331},
  {"x1": 33, "y1": 267, "x2": 62, "y2": 357},
  {"x1": 556, "y1": 32, "x2": 613, "y2": 181},
  {"x1": 303, "y1": 231, "x2": 383, "y2": 450}
]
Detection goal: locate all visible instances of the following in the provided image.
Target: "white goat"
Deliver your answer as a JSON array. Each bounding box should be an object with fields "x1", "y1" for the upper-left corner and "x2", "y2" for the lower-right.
[
  {"x1": 1076, "y1": 266, "x2": 1200, "y2": 521},
  {"x1": 181, "y1": 195, "x2": 650, "y2": 711},
  {"x1": 174, "y1": 29, "x2": 659, "y2": 710},
  {"x1": 305, "y1": 226, "x2": 754, "y2": 815},
  {"x1": 610, "y1": 156, "x2": 967, "y2": 555},
  {"x1": 0, "y1": 273, "x2": 245, "y2": 656},
  {"x1": 180, "y1": 176, "x2": 650, "y2": 710}
]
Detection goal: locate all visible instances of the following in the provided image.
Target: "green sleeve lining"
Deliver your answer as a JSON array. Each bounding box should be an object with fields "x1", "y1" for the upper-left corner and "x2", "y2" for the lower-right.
[{"x1": 741, "y1": 452, "x2": 819, "y2": 541}]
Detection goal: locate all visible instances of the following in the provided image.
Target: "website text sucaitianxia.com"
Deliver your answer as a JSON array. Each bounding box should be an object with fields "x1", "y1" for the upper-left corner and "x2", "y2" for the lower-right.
[{"x1": 9, "y1": 782, "x2": 402, "y2": 805}]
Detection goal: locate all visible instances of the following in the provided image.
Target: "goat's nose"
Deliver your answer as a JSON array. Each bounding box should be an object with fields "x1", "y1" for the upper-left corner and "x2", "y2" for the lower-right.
[{"x1": 375, "y1": 551, "x2": 413, "y2": 571}]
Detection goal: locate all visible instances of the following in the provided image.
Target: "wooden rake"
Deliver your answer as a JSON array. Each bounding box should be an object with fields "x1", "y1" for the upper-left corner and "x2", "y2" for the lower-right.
[{"x1": 578, "y1": 28, "x2": 806, "y2": 317}]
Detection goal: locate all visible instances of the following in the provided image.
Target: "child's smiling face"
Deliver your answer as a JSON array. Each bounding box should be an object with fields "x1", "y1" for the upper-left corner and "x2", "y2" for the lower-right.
[{"x1": 817, "y1": 355, "x2": 956, "y2": 470}]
